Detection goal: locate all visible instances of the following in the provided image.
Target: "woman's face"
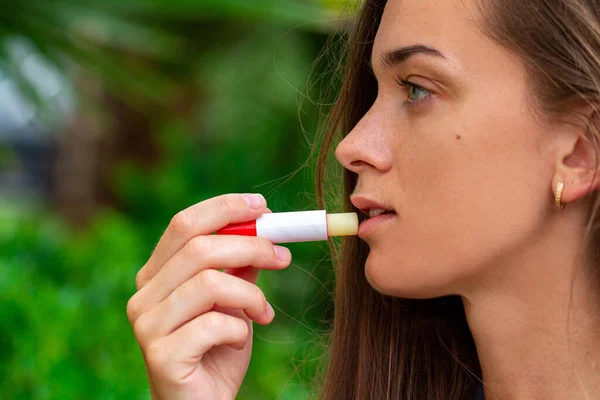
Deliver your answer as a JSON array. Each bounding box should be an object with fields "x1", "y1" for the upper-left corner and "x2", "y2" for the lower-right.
[{"x1": 335, "y1": 0, "x2": 557, "y2": 298}]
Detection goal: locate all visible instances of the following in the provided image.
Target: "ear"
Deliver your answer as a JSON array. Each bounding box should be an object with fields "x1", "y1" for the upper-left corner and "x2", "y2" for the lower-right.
[{"x1": 553, "y1": 109, "x2": 600, "y2": 206}]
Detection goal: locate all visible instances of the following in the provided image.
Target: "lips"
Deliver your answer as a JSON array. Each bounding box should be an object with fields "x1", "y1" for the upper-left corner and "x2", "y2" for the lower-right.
[
  {"x1": 350, "y1": 195, "x2": 396, "y2": 217},
  {"x1": 368, "y1": 208, "x2": 388, "y2": 217}
]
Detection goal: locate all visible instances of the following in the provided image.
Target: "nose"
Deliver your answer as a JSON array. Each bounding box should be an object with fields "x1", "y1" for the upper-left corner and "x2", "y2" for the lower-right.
[{"x1": 335, "y1": 106, "x2": 393, "y2": 174}]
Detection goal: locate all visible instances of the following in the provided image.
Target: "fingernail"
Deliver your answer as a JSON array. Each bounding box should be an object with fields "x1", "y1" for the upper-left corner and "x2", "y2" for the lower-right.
[
  {"x1": 266, "y1": 302, "x2": 275, "y2": 319},
  {"x1": 274, "y1": 245, "x2": 291, "y2": 263},
  {"x1": 244, "y1": 194, "x2": 266, "y2": 209}
]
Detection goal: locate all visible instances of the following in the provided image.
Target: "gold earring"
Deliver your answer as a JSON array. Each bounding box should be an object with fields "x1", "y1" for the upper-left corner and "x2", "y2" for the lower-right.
[{"x1": 555, "y1": 182, "x2": 565, "y2": 210}]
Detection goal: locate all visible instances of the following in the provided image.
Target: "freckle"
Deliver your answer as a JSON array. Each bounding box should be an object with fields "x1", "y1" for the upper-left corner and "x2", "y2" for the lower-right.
[{"x1": 456, "y1": 134, "x2": 462, "y2": 140}]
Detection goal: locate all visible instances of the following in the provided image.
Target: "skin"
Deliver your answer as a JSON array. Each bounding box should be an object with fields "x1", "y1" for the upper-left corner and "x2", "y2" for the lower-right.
[
  {"x1": 127, "y1": 193, "x2": 290, "y2": 400},
  {"x1": 335, "y1": 0, "x2": 600, "y2": 398}
]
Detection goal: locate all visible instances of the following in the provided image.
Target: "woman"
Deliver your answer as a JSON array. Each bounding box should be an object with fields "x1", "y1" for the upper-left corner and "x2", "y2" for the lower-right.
[{"x1": 126, "y1": 0, "x2": 600, "y2": 398}]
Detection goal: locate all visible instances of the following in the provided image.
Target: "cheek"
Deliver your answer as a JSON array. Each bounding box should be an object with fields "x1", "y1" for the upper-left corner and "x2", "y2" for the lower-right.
[
  {"x1": 402, "y1": 96, "x2": 546, "y2": 205},
  {"x1": 375, "y1": 100, "x2": 550, "y2": 295}
]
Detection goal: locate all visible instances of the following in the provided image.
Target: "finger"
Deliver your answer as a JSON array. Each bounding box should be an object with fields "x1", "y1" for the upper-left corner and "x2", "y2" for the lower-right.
[
  {"x1": 136, "y1": 193, "x2": 267, "y2": 289},
  {"x1": 138, "y1": 270, "x2": 273, "y2": 343},
  {"x1": 211, "y1": 267, "x2": 264, "y2": 324},
  {"x1": 223, "y1": 266, "x2": 261, "y2": 285},
  {"x1": 227, "y1": 209, "x2": 271, "y2": 285},
  {"x1": 144, "y1": 312, "x2": 250, "y2": 378},
  {"x1": 129, "y1": 236, "x2": 290, "y2": 320}
]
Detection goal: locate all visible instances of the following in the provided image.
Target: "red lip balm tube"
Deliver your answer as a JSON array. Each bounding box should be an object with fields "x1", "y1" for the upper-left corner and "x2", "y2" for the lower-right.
[{"x1": 216, "y1": 210, "x2": 358, "y2": 244}]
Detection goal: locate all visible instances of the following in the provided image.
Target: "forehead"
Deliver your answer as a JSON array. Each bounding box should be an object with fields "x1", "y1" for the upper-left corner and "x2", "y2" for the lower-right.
[{"x1": 373, "y1": 0, "x2": 481, "y2": 64}]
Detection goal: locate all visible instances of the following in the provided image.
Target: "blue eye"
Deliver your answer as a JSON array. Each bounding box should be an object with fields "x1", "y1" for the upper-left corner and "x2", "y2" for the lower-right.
[{"x1": 397, "y1": 78, "x2": 432, "y2": 106}]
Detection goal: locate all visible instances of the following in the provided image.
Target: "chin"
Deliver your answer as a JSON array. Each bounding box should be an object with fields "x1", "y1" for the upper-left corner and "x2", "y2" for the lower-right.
[
  {"x1": 363, "y1": 255, "x2": 407, "y2": 296},
  {"x1": 364, "y1": 254, "x2": 455, "y2": 299}
]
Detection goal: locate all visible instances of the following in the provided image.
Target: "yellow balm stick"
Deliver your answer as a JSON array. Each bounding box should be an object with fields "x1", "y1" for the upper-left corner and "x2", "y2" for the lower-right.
[{"x1": 326, "y1": 212, "x2": 359, "y2": 237}]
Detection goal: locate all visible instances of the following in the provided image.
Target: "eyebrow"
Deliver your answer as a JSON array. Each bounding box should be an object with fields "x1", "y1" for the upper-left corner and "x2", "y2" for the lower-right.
[{"x1": 372, "y1": 44, "x2": 446, "y2": 71}]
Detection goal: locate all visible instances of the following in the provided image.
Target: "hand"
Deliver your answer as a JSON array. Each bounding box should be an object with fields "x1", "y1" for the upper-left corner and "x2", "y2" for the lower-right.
[{"x1": 126, "y1": 194, "x2": 292, "y2": 400}]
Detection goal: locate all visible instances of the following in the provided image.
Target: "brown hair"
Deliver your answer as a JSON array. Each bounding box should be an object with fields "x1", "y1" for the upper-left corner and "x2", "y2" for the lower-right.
[{"x1": 314, "y1": 0, "x2": 600, "y2": 399}]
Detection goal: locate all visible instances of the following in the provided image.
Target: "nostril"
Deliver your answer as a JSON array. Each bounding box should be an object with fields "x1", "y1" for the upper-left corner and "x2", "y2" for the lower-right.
[{"x1": 350, "y1": 160, "x2": 367, "y2": 169}]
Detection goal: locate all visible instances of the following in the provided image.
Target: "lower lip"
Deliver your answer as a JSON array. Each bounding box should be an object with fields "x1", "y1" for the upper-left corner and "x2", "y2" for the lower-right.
[{"x1": 358, "y1": 213, "x2": 396, "y2": 238}]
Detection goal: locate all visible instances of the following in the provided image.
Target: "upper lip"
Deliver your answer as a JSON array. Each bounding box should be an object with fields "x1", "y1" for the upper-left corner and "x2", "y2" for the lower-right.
[{"x1": 350, "y1": 195, "x2": 395, "y2": 216}]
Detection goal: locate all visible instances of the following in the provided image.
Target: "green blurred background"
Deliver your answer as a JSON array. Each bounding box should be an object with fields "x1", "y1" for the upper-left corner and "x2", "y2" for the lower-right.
[{"x1": 0, "y1": 1, "x2": 357, "y2": 398}]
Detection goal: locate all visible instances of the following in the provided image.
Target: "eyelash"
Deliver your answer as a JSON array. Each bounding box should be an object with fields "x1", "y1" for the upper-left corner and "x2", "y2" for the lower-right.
[{"x1": 395, "y1": 78, "x2": 433, "y2": 108}]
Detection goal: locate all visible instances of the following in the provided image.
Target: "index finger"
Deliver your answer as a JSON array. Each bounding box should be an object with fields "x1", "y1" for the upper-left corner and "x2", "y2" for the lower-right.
[{"x1": 136, "y1": 193, "x2": 267, "y2": 289}]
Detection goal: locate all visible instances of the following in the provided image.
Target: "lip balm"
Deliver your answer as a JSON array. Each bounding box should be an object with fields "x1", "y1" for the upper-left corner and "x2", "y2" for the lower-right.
[{"x1": 216, "y1": 210, "x2": 358, "y2": 244}]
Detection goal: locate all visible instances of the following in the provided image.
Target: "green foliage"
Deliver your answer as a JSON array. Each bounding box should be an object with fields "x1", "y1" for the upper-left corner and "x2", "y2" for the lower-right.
[
  {"x1": 0, "y1": 1, "x2": 348, "y2": 398},
  {"x1": 0, "y1": 0, "x2": 336, "y2": 108},
  {"x1": 0, "y1": 207, "x2": 148, "y2": 399}
]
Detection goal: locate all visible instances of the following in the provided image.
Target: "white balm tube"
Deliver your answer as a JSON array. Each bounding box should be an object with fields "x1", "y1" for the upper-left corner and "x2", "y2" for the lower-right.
[{"x1": 257, "y1": 210, "x2": 327, "y2": 243}]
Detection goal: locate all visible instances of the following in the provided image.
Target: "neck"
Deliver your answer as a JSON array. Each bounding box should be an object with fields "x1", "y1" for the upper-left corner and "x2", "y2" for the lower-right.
[{"x1": 462, "y1": 214, "x2": 600, "y2": 400}]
